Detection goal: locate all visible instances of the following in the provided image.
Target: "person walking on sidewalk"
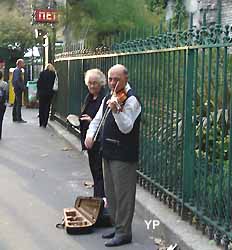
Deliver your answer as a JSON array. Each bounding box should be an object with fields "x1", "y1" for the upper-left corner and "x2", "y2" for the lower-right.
[
  {"x1": 79, "y1": 68, "x2": 106, "y2": 198},
  {"x1": 85, "y1": 64, "x2": 141, "y2": 247},
  {"x1": 12, "y1": 59, "x2": 27, "y2": 123},
  {"x1": 0, "y1": 71, "x2": 8, "y2": 140},
  {"x1": 37, "y1": 63, "x2": 56, "y2": 128}
]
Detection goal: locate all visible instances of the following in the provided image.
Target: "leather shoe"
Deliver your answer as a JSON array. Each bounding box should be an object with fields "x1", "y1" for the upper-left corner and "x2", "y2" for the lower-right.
[
  {"x1": 105, "y1": 235, "x2": 132, "y2": 247},
  {"x1": 102, "y1": 231, "x2": 115, "y2": 239}
]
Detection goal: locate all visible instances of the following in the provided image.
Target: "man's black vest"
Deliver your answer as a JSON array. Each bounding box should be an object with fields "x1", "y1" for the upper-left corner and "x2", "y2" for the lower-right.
[{"x1": 101, "y1": 89, "x2": 141, "y2": 162}]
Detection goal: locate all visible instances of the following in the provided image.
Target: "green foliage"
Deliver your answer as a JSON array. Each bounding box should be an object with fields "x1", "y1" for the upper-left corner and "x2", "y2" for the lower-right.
[
  {"x1": 172, "y1": 0, "x2": 187, "y2": 29},
  {"x1": 0, "y1": 5, "x2": 34, "y2": 50},
  {"x1": 0, "y1": 0, "x2": 16, "y2": 7},
  {"x1": 194, "y1": 103, "x2": 232, "y2": 215},
  {"x1": 65, "y1": 0, "x2": 157, "y2": 45},
  {"x1": 147, "y1": 0, "x2": 188, "y2": 30},
  {"x1": 148, "y1": 0, "x2": 167, "y2": 12},
  {"x1": 195, "y1": 115, "x2": 229, "y2": 161}
]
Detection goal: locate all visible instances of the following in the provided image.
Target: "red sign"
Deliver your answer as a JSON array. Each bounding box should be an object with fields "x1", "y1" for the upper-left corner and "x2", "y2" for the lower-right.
[{"x1": 34, "y1": 9, "x2": 58, "y2": 23}]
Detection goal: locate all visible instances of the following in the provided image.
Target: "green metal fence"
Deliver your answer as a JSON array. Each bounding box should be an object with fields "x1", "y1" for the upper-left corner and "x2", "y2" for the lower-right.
[{"x1": 54, "y1": 12, "x2": 232, "y2": 248}]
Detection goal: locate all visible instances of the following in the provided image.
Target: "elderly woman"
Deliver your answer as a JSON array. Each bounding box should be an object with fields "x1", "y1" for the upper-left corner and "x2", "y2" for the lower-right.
[
  {"x1": 37, "y1": 63, "x2": 57, "y2": 128},
  {"x1": 80, "y1": 68, "x2": 106, "y2": 198}
]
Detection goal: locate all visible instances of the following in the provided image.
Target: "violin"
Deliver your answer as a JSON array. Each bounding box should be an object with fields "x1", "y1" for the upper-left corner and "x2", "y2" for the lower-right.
[
  {"x1": 110, "y1": 88, "x2": 128, "y2": 111},
  {"x1": 92, "y1": 87, "x2": 127, "y2": 142}
]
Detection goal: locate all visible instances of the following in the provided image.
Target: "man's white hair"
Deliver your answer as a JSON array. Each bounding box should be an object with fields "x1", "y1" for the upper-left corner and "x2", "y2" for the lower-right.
[
  {"x1": 108, "y1": 64, "x2": 128, "y2": 75},
  {"x1": 16, "y1": 59, "x2": 24, "y2": 66}
]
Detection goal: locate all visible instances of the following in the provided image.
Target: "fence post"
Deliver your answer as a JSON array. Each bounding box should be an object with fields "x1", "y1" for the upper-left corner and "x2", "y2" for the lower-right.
[{"x1": 182, "y1": 48, "x2": 194, "y2": 219}]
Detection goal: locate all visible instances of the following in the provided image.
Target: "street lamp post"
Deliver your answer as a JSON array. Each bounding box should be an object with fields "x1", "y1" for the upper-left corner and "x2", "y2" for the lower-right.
[
  {"x1": 48, "y1": 0, "x2": 57, "y2": 64},
  {"x1": 31, "y1": 45, "x2": 34, "y2": 80},
  {"x1": 43, "y1": 34, "x2": 49, "y2": 68},
  {"x1": 51, "y1": 24, "x2": 56, "y2": 64},
  {"x1": 33, "y1": 1, "x2": 58, "y2": 65}
]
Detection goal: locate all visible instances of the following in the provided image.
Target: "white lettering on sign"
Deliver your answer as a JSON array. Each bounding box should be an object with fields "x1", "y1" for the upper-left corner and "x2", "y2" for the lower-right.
[
  {"x1": 35, "y1": 9, "x2": 58, "y2": 23},
  {"x1": 47, "y1": 13, "x2": 52, "y2": 21},
  {"x1": 38, "y1": 11, "x2": 46, "y2": 20}
]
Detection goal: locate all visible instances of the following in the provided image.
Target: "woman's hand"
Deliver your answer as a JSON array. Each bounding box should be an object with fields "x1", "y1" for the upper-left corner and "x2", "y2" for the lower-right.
[{"x1": 79, "y1": 114, "x2": 92, "y2": 122}]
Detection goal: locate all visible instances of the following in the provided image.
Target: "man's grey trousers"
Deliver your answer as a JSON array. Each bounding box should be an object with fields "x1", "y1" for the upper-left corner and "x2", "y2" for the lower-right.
[{"x1": 103, "y1": 159, "x2": 137, "y2": 237}]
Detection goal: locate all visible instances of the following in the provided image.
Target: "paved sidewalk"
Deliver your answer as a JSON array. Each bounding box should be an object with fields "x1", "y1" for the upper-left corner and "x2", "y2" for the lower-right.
[
  {"x1": 0, "y1": 107, "x2": 221, "y2": 250},
  {"x1": 48, "y1": 112, "x2": 222, "y2": 250},
  {"x1": 0, "y1": 107, "x2": 156, "y2": 250}
]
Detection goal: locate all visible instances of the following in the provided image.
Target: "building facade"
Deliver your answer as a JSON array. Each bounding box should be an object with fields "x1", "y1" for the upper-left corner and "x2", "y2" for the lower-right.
[{"x1": 198, "y1": 0, "x2": 232, "y2": 27}]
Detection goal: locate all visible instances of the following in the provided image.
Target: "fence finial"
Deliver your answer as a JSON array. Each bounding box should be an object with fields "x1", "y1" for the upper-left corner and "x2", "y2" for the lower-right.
[
  {"x1": 159, "y1": 20, "x2": 163, "y2": 34},
  {"x1": 178, "y1": 15, "x2": 182, "y2": 31},
  {"x1": 189, "y1": 12, "x2": 193, "y2": 29},
  {"x1": 168, "y1": 20, "x2": 172, "y2": 32},
  {"x1": 203, "y1": 9, "x2": 207, "y2": 27},
  {"x1": 217, "y1": 0, "x2": 222, "y2": 25}
]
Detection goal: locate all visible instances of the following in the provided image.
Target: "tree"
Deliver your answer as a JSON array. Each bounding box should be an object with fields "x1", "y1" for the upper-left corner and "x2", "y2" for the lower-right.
[
  {"x1": 147, "y1": 0, "x2": 168, "y2": 11},
  {"x1": 0, "y1": 5, "x2": 34, "y2": 51},
  {"x1": 172, "y1": 0, "x2": 187, "y2": 28},
  {"x1": 65, "y1": 0, "x2": 158, "y2": 45},
  {"x1": 0, "y1": 0, "x2": 16, "y2": 6}
]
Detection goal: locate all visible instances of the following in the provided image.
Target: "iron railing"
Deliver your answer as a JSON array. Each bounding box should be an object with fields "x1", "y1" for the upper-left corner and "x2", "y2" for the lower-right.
[{"x1": 54, "y1": 11, "x2": 232, "y2": 248}]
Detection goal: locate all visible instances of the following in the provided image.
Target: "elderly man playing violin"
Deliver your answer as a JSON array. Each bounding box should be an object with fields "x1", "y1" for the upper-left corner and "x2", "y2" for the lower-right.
[{"x1": 85, "y1": 64, "x2": 141, "y2": 247}]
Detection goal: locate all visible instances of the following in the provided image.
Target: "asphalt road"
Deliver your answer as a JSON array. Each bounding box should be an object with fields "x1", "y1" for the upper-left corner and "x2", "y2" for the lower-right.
[{"x1": 0, "y1": 107, "x2": 156, "y2": 250}]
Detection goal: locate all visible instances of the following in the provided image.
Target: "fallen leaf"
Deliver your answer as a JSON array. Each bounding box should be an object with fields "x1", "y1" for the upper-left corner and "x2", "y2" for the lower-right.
[
  {"x1": 41, "y1": 154, "x2": 48, "y2": 157},
  {"x1": 154, "y1": 238, "x2": 163, "y2": 245},
  {"x1": 61, "y1": 147, "x2": 72, "y2": 151}
]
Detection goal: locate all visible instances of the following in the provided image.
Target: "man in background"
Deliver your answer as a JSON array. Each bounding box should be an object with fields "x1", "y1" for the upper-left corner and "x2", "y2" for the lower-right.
[{"x1": 12, "y1": 59, "x2": 27, "y2": 123}]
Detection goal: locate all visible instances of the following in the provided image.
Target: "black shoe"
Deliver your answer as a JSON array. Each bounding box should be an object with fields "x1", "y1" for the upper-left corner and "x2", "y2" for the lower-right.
[
  {"x1": 102, "y1": 231, "x2": 115, "y2": 239},
  {"x1": 18, "y1": 119, "x2": 27, "y2": 123},
  {"x1": 104, "y1": 235, "x2": 132, "y2": 247}
]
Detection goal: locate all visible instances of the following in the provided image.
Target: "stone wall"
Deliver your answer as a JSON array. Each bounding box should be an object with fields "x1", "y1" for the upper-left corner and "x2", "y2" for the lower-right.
[
  {"x1": 221, "y1": 0, "x2": 232, "y2": 27},
  {"x1": 198, "y1": 0, "x2": 232, "y2": 27}
]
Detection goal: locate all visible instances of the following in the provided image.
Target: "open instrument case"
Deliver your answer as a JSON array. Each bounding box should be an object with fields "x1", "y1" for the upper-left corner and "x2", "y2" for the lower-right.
[{"x1": 63, "y1": 196, "x2": 104, "y2": 234}]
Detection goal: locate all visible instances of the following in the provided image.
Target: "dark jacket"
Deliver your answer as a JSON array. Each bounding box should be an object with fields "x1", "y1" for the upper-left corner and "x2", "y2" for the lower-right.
[
  {"x1": 13, "y1": 67, "x2": 25, "y2": 92},
  {"x1": 80, "y1": 87, "x2": 106, "y2": 150},
  {"x1": 37, "y1": 69, "x2": 56, "y2": 97}
]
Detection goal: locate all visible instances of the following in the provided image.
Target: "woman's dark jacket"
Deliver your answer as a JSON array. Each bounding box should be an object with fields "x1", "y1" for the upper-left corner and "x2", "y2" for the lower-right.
[
  {"x1": 37, "y1": 69, "x2": 56, "y2": 97},
  {"x1": 80, "y1": 87, "x2": 106, "y2": 151}
]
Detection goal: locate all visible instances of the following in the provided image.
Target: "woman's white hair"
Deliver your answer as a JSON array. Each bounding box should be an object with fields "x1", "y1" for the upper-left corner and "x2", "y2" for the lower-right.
[{"x1": 84, "y1": 68, "x2": 106, "y2": 86}]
